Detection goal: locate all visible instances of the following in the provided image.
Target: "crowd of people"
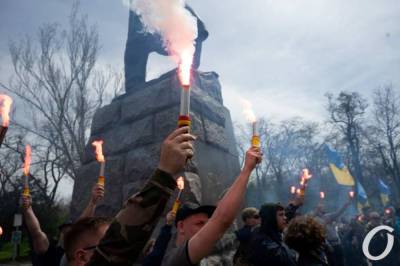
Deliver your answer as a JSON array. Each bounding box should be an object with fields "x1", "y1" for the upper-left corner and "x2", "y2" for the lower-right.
[{"x1": 16, "y1": 126, "x2": 400, "y2": 265}]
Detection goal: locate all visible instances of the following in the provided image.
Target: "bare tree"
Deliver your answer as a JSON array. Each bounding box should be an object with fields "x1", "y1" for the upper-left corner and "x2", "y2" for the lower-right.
[
  {"x1": 369, "y1": 85, "x2": 400, "y2": 202},
  {"x1": 326, "y1": 92, "x2": 367, "y2": 185},
  {"x1": 236, "y1": 117, "x2": 323, "y2": 205},
  {"x1": 0, "y1": 2, "x2": 119, "y2": 185}
]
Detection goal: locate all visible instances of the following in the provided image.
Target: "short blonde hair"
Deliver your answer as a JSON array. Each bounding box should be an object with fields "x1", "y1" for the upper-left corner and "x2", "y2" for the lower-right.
[{"x1": 241, "y1": 207, "x2": 259, "y2": 222}]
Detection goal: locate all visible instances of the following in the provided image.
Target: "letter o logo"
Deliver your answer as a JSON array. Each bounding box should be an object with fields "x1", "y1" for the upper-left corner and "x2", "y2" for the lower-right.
[{"x1": 362, "y1": 225, "x2": 394, "y2": 261}]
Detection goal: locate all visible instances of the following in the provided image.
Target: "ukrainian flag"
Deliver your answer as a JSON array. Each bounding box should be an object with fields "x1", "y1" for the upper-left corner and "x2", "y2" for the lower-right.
[
  {"x1": 356, "y1": 181, "x2": 369, "y2": 211},
  {"x1": 324, "y1": 144, "x2": 355, "y2": 186},
  {"x1": 378, "y1": 179, "x2": 390, "y2": 206}
]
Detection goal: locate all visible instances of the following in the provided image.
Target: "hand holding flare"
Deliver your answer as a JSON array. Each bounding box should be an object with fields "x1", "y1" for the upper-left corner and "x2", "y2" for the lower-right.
[
  {"x1": 0, "y1": 94, "x2": 12, "y2": 147},
  {"x1": 92, "y1": 140, "x2": 106, "y2": 186},
  {"x1": 172, "y1": 176, "x2": 184, "y2": 214},
  {"x1": 22, "y1": 145, "x2": 31, "y2": 197}
]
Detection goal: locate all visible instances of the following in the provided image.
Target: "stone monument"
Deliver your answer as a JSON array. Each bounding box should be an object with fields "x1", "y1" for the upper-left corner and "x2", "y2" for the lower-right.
[{"x1": 70, "y1": 5, "x2": 240, "y2": 220}]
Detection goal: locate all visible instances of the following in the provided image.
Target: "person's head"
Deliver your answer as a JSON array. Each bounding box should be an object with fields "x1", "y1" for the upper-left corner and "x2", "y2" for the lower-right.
[
  {"x1": 175, "y1": 203, "x2": 216, "y2": 243},
  {"x1": 58, "y1": 220, "x2": 73, "y2": 246},
  {"x1": 368, "y1": 212, "x2": 381, "y2": 227},
  {"x1": 260, "y1": 203, "x2": 286, "y2": 233},
  {"x1": 64, "y1": 217, "x2": 112, "y2": 266},
  {"x1": 284, "y1": 215, "x2": 326, "y2": 253},
  {"x1": 241, "y1": 207, "x2": 260, "y2": 227}
]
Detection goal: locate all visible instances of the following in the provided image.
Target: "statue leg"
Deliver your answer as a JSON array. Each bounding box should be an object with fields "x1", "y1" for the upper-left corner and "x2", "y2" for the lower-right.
[
  {"x1": 124, "y1": 42, "x2": 149, "y2": 92},
  {"x1": 124, "y1": 11, "x2": 151, "y2": 92},
  {"x1": 192, "y1": 39, "x2": 202, "y2": 69}
]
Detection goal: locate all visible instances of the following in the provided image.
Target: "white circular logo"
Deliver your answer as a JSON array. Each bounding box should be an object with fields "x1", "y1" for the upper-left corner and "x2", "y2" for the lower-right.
[{"x1": 362, "y1": 225, "x2": 394, "y2": 261}]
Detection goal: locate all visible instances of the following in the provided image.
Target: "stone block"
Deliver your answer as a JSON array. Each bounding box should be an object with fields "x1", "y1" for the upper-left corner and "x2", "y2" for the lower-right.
[
  {"x1": 121, "y1": 78, "x2": 180, "y2": 123},
  {"x1": 91, "y1": 102, "x2": 121, "y2": 134},
  {"x1": 124, "y1": 144, "x2": 161, "y2": 180},
  {"x1": 103, "y1": 116, "x2": 153, "y2": 155},
  {"x1": 195, "y1": 71, "x2": 223, "y2": 104},
  {"x1": 203, "y1": 118, "x2": 229, "y2": 150}
]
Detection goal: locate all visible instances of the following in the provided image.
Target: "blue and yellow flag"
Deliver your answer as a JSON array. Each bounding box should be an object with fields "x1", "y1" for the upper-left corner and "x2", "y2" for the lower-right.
[
  {"x1": 324, "y1": 144, "x2": 355, "y2": 186},
  {"x1": 356, "y1": 181, "x2": 369, "y2": 211},
  {"x1": 378, "y1": 179, "x2": 390, "y2": 206}
]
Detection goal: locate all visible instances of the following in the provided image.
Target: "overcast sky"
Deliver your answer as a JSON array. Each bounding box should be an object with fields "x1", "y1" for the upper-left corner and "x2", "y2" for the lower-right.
[{"x1": 1, "y1": 0, "x2": 399, "y2": 198}]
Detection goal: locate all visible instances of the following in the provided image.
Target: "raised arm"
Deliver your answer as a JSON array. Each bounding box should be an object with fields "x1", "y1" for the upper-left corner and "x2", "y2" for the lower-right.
[
  {"x1": 188, "y1": 147, "x2": 262, "y2": 264},
  {"x1": 78, "y1": 183, "x2": 104, "y2": 220},
  {"x1": 89, "y1": 126, "x2": 194, "y2": 265},
  {"x1": 324, "y1": 197, "x2": 352, "y2": 224},
  {"x1": 21, "y1": 196, "x2": 49, "y2": 254}
]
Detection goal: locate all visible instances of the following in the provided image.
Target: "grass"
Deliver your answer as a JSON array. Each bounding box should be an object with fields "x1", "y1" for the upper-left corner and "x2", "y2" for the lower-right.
[{"x1": 0, "y1": 238, "x2": 30, "y2": 263}]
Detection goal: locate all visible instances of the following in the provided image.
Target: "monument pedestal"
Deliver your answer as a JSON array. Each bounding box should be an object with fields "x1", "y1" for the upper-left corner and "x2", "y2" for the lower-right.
[{"x1": 70, "y1": 70, "x2": 240, "y2": 218}]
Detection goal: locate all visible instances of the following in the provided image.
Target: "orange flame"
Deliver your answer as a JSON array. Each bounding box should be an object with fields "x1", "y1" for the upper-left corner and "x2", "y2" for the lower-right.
[
  {"x1": 92, "y1": 140, "x2": 105, "y2": 163},
  {"x1": 300, "y1": 178, "x2": 305, "y2": 186},
  {"x1": 177, "y1": 176, "x2": 185, "y2": 190},
  {"x1": 23, "y1": 145, "x2": 31, "y2": 176},
  {"x1": 296, "y1": 188, "x2": 301, "y2": 195},
  {"x1": 290, "y1": 186, "x2": 296, "y2": 194},
  {"x1": 349, "y1": 191, "x2": 355, "y2": 198},
  {"x1": 241, "y1": 99, "x2": 256, "y2": 123},
  {"x1": 0, "y1": 95, "x2": 12, "y2": 127},
  {"x1": 320, "y1": 192, "x2": 325, "y2": 199},
  {"x1": 178, "y1": 50, "x2": 193, "y2": 86},
  {"x1": 301, "y1": 168, "x2": 312, "y2": 180}
]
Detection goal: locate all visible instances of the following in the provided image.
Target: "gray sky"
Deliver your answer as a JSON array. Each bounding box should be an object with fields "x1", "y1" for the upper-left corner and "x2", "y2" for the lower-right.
[{"x1": 1, "y1": 0, "x2": 399, "y2": 198}]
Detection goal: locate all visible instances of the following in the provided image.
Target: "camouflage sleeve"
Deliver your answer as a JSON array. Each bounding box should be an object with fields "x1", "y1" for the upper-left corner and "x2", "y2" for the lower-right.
[{"x1": 88, "y1": 169, "x2": 176, "y2": 266}]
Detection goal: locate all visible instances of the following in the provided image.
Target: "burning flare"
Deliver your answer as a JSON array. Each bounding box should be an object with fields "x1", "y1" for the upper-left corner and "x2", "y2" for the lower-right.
[
  {"x1": 241, "y1": 98, "x2": 260, "y2": 148},
  {"x1": 301, "y1": 168, "x2": 312, "y2": 180},
  {"x1": 320, "y1": 192, "x2": 325, "y2": 199},
  {"x1": 179, "y1": 50, "x2": 193, "y2": 86},
  {"x1": 177, "y1": 176, "x2": 185, "y2": 190},
  {"x1": 22, "y1": 145, "x2": 31, "y2": 197},
  {"x1": 349, "y1": 191, "x2": 355, "y2": 198},
  {"x1": 92, "y1": 140, "x2": 106, "y2": 186},
  {"x1": 241, "y1": 99, "x2": 256, "y2": 124},
  {"x1": 23, "y1": 145, "x2": 32, "y2": 177},
  {"x1": 0, "y1": 95, "x2": 12, "y2": 127},
  {"x1": 92, "y1": 140, "x2": 105, "y2": 163},
  {"x1": 172, "y1": 176, "x2": 185, "y2": 213},
  {"x1": 290, "y1": 186, "x2": 296, "y2": 194}
]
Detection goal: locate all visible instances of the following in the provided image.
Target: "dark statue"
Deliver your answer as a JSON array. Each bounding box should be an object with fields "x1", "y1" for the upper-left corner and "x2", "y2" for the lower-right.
[{"x1": 124, "y1": 5, "x2": 208, "y2": 92}]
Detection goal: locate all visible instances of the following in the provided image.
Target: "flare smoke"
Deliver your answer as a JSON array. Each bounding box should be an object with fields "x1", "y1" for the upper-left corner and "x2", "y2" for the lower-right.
[{"x1": 124, "y1": 0, "x2": 198, "y2": 67}]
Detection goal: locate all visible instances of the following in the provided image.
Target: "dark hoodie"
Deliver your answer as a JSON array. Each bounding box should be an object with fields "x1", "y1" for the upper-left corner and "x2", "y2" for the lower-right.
[{"x1": 247, "y1": 203, "x2": 297, "y2": 266}]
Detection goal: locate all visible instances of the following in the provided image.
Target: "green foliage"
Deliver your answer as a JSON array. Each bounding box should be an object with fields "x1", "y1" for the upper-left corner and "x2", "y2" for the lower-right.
[{"x1": 0, "y1": 238, "x2": 30, "y2": 262}]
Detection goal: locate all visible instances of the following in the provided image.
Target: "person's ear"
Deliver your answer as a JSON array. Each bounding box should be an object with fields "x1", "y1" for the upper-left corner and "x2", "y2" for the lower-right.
[
  {"x1": 75, "y1": 249, "x2": 89, "y2": 264},
  {"x1": 177, "y1": 220, "x2": 185, "y2": 234}
]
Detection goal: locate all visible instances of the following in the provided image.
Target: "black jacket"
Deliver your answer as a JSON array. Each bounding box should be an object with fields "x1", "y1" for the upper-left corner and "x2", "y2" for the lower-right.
[
  {"x1": 297, "y1": 247, "x2": 329, "y2": 266},
  {"x1": 247, "y1": 203, "x2": 298, "y2": 266}
]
